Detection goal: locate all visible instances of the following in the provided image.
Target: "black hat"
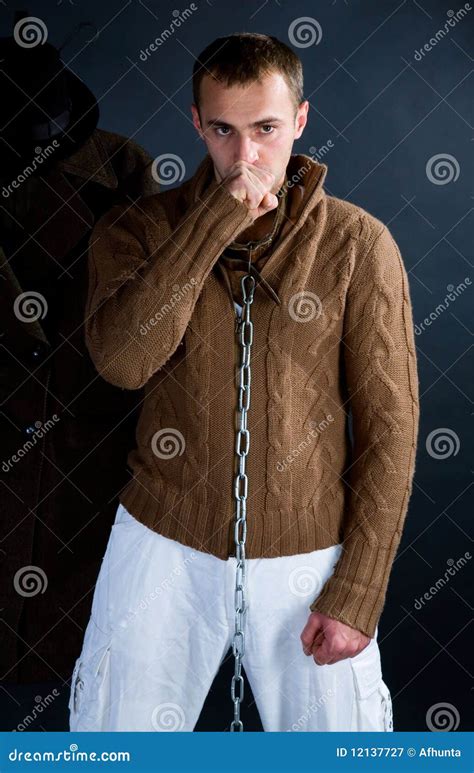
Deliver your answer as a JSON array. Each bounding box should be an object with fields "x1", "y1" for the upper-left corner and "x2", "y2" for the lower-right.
[{"x1": 0, "y1": 31, "x2": 99, "y2": 180}]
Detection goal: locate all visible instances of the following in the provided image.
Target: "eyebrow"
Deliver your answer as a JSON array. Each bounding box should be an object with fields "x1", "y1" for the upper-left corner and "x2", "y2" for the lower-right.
[{"x1": 205, "y1": 116, "x2": 284, "y2": 128}]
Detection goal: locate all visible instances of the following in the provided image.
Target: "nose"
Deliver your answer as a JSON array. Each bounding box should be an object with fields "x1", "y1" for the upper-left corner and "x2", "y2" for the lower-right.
[{"x1": 234, "y1": 135, "x2": 258, "y2": 165}]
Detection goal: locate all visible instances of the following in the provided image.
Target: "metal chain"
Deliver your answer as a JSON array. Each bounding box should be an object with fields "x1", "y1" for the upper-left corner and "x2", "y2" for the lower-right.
[{"x1": 229, "y1": 271, "x2": 255, "y2": 732}]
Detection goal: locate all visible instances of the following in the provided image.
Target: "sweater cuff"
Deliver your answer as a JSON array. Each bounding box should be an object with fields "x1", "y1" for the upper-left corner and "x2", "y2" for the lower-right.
[{"x1": 309, "y1": 537, "x2": 398, "y2": 638}]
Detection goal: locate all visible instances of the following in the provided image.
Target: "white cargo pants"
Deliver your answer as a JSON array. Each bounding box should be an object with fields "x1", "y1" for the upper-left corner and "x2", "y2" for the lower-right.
[{"x1": 69, "y1": 503, "x2": 393, "y2": 732}]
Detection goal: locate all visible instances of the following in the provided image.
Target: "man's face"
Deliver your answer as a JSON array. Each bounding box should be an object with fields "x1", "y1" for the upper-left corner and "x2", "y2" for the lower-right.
[{"x1": 191, "y1": 70, "x2": 308, "y2": 193}]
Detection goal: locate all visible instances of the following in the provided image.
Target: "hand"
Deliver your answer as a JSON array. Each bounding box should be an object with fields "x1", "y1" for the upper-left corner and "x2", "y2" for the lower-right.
[
  {"x1": 300, "y1": 611, "x2": 371, "y2": 665},
  {"x1": 223, "y1": 160, "x2": 279, "y2": 220}
]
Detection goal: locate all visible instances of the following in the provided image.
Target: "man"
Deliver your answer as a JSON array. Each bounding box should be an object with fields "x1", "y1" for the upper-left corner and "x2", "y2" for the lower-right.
[{"x1": 69, "y1": 33, "x2": 419, "y2": 732}]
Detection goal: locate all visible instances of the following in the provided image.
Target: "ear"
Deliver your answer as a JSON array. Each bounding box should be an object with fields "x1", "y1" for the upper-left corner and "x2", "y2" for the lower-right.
[
  {"x1": 191, "y1": 103, "x2": 203, "y2": 138},
  {"x1": 294, "y1": 100, "x2": 309, "y2": 140}
]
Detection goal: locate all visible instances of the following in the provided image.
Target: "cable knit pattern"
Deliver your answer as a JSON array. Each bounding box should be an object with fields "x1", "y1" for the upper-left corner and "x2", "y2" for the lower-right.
[
  {"x1": 309, "y1": 223, "x2": 420, "y2": 635},
  {"x1": 178, "y1": 294, "x2": 211, "y2": 519},
  {"x1": 84, "y1": 152, "x2": 420, "y2": 637}
]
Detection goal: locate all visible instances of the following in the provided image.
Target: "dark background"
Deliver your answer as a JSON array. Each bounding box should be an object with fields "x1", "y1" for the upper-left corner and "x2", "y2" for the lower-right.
[{"x1": 1, "y1": 0, "x2": 472, "y2": 732}]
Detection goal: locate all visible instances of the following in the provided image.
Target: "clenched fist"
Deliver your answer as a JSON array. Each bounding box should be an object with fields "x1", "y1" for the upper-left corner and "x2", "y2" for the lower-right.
[
  {"x1": 300, "y1": 611, "x2": 371, "y2": 665},
  {"x1": 223, "y1": 160, "x2": 279, "y2": 220}
]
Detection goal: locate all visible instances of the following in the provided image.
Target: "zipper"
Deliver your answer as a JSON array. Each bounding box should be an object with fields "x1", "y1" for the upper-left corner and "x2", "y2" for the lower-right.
[
  {"x1": 234, "y1": 248, "x2": 253, "y2": 331},
  {"x1": 234, "y1": 300, "x2": 243, "y2": 333},
  {"x1": 233, "y1": 300, "x2": 242, "y2": 394}
]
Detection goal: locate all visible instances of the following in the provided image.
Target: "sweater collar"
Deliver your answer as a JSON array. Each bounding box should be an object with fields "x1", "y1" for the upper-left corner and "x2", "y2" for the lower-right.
[
  {"x1": 188, "y1": 151, "x2": 327, "y2": 213},
  {"x1": 186, "y1": 152, "x2": 328, "y2": 305}
]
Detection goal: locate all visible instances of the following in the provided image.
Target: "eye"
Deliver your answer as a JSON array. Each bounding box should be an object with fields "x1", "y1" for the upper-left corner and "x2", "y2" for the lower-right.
[{"x1": 213, "y1": 125, "x2": 276, "y2": 136}]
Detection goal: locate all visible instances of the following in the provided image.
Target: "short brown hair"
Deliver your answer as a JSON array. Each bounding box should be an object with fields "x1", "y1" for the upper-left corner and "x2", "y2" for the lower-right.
[{"x1": 192, "y1": 32, "x2": 304, "y2": 115}]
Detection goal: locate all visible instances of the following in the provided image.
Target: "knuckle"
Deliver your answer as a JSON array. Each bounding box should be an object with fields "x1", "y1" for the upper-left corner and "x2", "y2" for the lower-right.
[{"x1": 331, "y1": 635, "x2": 345, "y2": 652}]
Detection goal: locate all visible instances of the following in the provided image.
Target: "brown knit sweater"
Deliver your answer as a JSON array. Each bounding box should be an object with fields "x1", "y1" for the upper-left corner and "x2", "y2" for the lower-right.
[{"x1": 84, "y1": 152, "x2": 420, "y2": 638}]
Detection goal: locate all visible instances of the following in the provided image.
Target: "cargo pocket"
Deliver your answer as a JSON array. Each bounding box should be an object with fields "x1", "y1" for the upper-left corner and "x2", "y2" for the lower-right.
[
  {"x1": 68, "y1": 633, "x2": 112, "y2": 732},
  {"x1": 349, "y1": 642, "x2": 394, "y2": 732},
  {"x1": 378, "y1": 678, "x2": 394, "y2": 731}
]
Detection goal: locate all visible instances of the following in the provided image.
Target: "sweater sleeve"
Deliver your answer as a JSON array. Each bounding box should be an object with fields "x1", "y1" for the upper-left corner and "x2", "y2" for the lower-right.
[
  {"x1": 309, "y1": 224, "x2": 420, "y2": 638},
  {"x1": 84, "y1": 181, "x2": 255, "y2": 389}
]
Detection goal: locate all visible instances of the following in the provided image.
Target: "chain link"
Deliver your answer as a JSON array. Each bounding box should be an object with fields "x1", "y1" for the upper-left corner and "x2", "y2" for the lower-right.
[{"x1": 229, "y1": 272, "x2": 255, "y2": 732}]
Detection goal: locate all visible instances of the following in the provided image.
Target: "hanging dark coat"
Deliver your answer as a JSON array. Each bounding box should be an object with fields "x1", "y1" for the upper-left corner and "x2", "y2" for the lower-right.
[{"x1": 0, "y1": 128, "x2": 159, "y2": 683}]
